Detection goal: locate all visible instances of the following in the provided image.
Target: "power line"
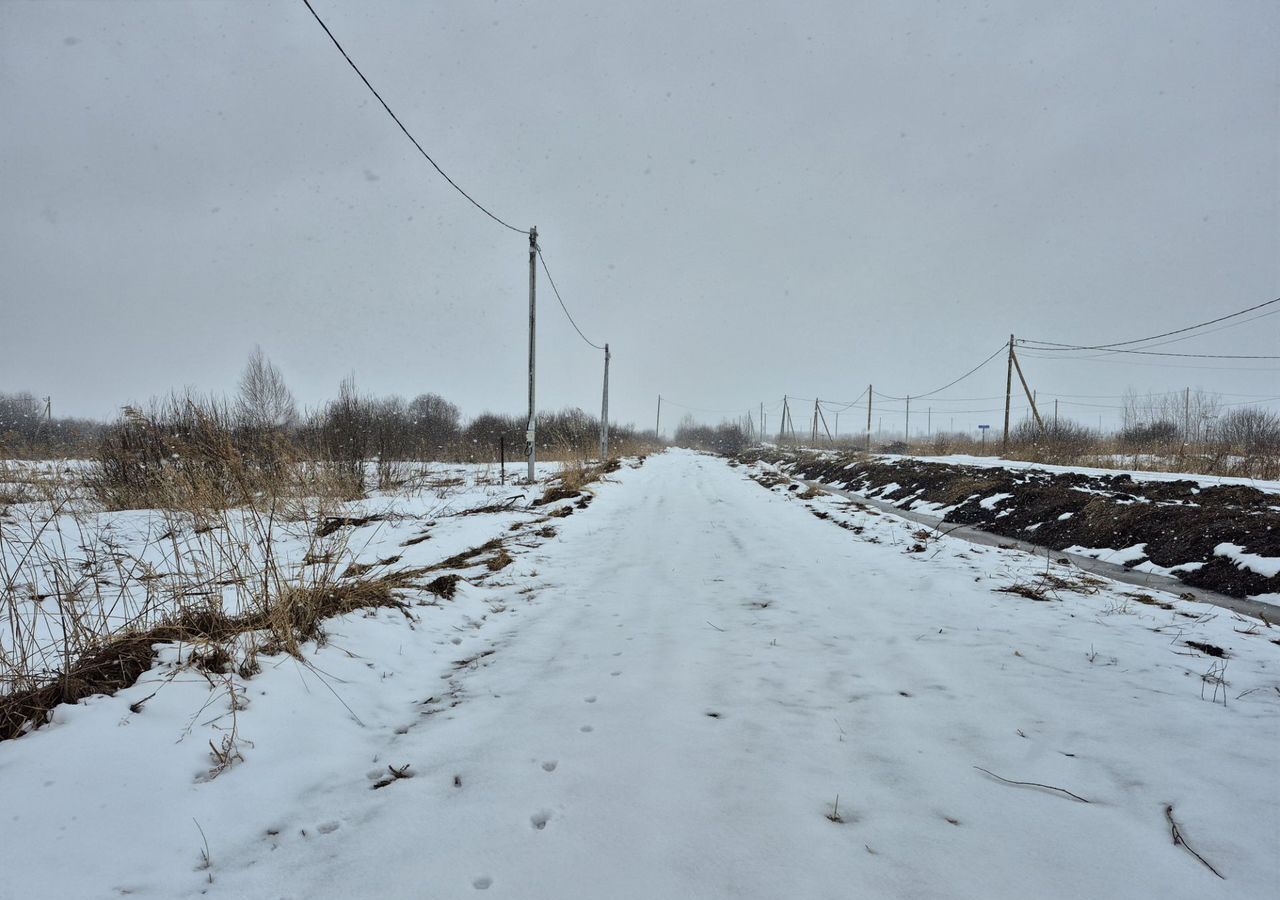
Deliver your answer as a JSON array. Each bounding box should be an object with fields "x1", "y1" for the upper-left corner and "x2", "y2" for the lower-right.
[
  {"x1": 536, "y1": 248, "x2": 605, "y2": 351},
  {"x1": 1020, "y1": 296, "x2": 1280, "y2": 353},
  {"x1": 300, "y1": 0, "x2": 528, "y2": 235},
  {"x1": 1021, "y1": 344, "x2": 1280, "y2": 360},
  {"x1": 872, "y1": 343, "x2": 1009, "y2": 402},
  {"x1": 1017, "y1": 351, "x2": 1280, "y2": 373}
]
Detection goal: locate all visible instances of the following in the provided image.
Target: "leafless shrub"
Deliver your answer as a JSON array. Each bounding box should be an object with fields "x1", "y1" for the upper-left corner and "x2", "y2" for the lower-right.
[{"x1": 674, "y1": 415, "x2": 749, "y2": 455}]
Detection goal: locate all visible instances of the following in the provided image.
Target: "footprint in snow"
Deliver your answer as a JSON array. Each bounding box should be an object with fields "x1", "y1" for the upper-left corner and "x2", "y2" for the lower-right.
[
  {"x1": 584, "y1": 695, "x2": 597, "y2": 703},
  {"x1": 580, "y1": 725, "x2": 594, "y2": 733},
  {"x1": 473, "y1": 876, "x2": 493, "y2": 890},
  {"x1": 541, "y1": 760, "x2": 558, "y2": 772},
  {"x1": 317, "y1": 821, "x2": 341, "y2": 835},
  {"x1": 530, "y1": 810, "x2": 552, "y2": 830}
]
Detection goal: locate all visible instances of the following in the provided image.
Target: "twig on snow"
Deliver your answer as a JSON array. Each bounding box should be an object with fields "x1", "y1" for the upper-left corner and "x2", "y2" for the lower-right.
[
  {"x1": 706, "y1": 621, "x2": 726, "y2": 632},
  {"x1": 1165, "y1": 804, "x2": 1224, "y2": 880},
  {"x1": 973, "y1": 766, "x2": 1090, "y2": 803}
]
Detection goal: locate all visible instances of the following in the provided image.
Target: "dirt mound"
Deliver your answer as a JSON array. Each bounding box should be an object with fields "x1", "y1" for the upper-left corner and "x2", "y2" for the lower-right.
[{"x1": 744, "y1": 450, "x2": 1280, "y2": 600}]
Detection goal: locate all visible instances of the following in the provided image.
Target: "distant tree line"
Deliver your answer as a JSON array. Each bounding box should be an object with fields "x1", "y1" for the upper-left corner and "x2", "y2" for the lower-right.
[{"x1": 3, "y1": 350, "x2": 651, "y2": 502}]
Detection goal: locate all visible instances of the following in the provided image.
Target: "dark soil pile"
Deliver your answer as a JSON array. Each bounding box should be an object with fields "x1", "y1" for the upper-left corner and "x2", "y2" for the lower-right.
[{"x1": 743, "y1": 450, "x2": 1280, "y2": 600}]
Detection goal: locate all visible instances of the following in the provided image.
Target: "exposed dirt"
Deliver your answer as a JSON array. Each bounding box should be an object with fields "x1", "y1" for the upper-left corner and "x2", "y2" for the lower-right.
[{"x1": 742, "y1": 450, "x2": 1280, "y2": 600}]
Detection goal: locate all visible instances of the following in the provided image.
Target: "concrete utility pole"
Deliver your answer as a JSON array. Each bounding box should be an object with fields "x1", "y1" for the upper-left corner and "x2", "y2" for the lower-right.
[
  {"x1": 905, "y1": 395, "x2": 911, "y2": 444},
  {"x1": 866, "y1": 385, "x2": 873, "y2": 452},
  {"x1": 526, "y1": 226, "x2": 538, "y2": 483},
  {"x1": 599, "y1": 343, "x2": 610, "y2": 460},
  {"x1": 655, "y1": 395, "x2": 662, "y2": 439},
  {"x1": 1184, "y1": 386, "x2": 1190, "y2": 442},
  {"x1": 760, "y1": 402, "x2": 764, "y2": 444},
  {"x1": 1003, "y1": 333, "x2": 1014, "y2": 451}
]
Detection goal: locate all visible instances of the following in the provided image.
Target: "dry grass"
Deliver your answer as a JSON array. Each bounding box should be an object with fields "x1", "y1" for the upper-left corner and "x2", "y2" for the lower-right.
[{"x1": 0, "y1": 448, "x2": 410, "y2": 742}]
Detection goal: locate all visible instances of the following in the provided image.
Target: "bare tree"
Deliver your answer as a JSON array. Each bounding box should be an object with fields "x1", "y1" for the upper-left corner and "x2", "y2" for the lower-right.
[{"x1": 235, "y1": 347, "x2": 296, "y2": 431}]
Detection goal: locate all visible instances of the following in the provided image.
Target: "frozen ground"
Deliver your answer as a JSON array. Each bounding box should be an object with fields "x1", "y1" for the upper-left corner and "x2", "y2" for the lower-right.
[
  {"x1": 1, "y1": 450, "x2": 1277, "y2": 898},
  {"x1": 894, "y1": 452, "x2": 1280, "y2": 495}
]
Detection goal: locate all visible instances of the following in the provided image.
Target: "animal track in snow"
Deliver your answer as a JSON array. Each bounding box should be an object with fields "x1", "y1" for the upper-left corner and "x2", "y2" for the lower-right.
[
  {"x1": 472, "y1": 876, "x2": 493, "y2": 890},
  {"x1": 580, "y1": 725, "x2": 594, "y2": 733},
  {"x1": 611, "y1": 670, "x2": 621, "y2": 676},
  {"x1": 530, "y1": 810, "x2": 552, "y2": 830},
  {"x1": 317, "y1": 821, "x2": 341, "y2": 835},
  {"x1": 584, "y1": 695, "x2": 597, "y2": 703},
  {"x1": 541, "y1": 760, "x2": 558, "y2": 772}
]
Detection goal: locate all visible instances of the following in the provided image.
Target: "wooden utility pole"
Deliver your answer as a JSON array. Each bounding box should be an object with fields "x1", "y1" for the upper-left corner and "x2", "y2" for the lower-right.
[
  {"x1": 526, "y1": 227, "x2": 538, "y2": 483},
  {"x1": 655, "y1": 394, "x2": 662, "y2": 439},
  {"x1": 1010, "y1": 347, "x2": 1044, "y2": 430},
  {"x1": 599, "y1": 343, "x2": 610, "y2": 459},
  {"x1": 866, "y1": 385, "x2": 872, "y2": 452},
  {"x1": 1002, "y1": 334, "x2": 1014, "y2": 451},
  {"x1": 811, "y1": 399, "x2": 820, "y2": 443},
  {"x1": 816, "y1": 403, "x2": 833, "y2": 442},
  {"x1": 781, "y1": 396, "x2": 790, "y2": 443},
  {"x1": 759, "y1": 402, "x2": 764, "y2": 445}
]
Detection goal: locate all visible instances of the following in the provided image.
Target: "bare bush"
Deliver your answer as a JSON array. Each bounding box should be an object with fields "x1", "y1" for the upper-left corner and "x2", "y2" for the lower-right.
[{"x1": 674, "y1": 415, "x2": 748, "y2": 455}]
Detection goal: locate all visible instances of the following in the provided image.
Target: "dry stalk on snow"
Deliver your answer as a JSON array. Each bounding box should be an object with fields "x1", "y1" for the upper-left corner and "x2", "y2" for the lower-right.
[
  {"x1": 1164, "y1": 804, "x2": 1224, "y2": 879},
  {"x1": 973, "y1": 766, "x2": 1090, "y2": 803}
]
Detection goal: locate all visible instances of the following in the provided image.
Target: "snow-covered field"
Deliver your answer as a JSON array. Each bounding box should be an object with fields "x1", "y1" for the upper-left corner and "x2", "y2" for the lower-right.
[{"x1": 1, "y1": 450, "x2": 1277, "y2": 898}]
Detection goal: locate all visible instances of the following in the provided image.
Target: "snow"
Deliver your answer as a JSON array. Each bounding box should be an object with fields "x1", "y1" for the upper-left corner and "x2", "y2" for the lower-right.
[
  {"x1": 1213, "y1": 543, "x2": 1280, "y2": 579},
  {"x1": 1062, "y1": 543, "x2": 1151, "y2": 566},
  {"x1": 978, "y1": 492, "x2": 1014, "y2": 510},
  {"x1": 1, "y1": 451, "x2": 1277, "y2": 898}
]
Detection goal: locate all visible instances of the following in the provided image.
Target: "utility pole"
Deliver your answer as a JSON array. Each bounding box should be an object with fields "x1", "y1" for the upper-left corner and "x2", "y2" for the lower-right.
[
  {"x1": 905, "y1": 395, "x2": 911, "y2": 445},
  {"x1": 811, "y1": 399, "x2": 820, "y2": 444},
  {"x1": 1054, "y1": 399, "x2": 1059, "y2": 429},
  {"x1": 759, "y1": 402, "x2": 764, "y2": 445},
  {"x1": 866, "y1": 385, "x2": 872, "y2": 452},
  {"x1": 599, "y1": 343, "x2": 610, "y2": 460},
  {"x1": 927, "y1": 407, "x2": 931, "y2": 437},
  {"x1": 655, "y1": 395, "x2": 662, "y2": 440},
  {"x1": 1003, "y1": 333, "x2": 1014, "y2": 451},
  {"x1": 1010, "y1": 347, "x2": 1044, "y2": 430},
  {"x1": 1184, "y1": 386, "x2": 1190, "y2": 442},
  {"x1": 526, "y1": 227, "x2": 538, "y2": 483}
]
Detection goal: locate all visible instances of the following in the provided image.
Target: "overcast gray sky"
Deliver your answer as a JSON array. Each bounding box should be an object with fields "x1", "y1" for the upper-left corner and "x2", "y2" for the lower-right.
[{"x1": 2, "y1": 0, "x2": 1277, "y2": 435}]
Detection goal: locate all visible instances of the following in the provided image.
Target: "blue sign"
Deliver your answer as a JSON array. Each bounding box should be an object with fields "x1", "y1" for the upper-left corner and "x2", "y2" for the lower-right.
[{"x1": 978, "y1": 424, "x2": 990, "y2": 430}]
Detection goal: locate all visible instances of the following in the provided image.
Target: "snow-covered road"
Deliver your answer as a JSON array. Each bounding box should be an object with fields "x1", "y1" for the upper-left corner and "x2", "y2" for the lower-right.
[{"x1": 2, "y1": 450, "x2": 1276, "y2": 898}]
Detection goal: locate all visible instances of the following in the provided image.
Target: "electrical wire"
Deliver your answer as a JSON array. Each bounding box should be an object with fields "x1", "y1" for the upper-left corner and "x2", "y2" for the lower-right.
[
  {"x1": 1017, "y1": 351, "x2": 1280, "y2": 373},
  {"x1": 536, "y1": 248, "x2": 605, "y2": 350},
  {"x1": 1022, "y1": 346, "x2": 1280, "y2": 360},
  {"x1": 1019, "y1": 296, "x2": 1280, "y2": 353},
  {"x1": 300, "y1": 0, "x2": 528, "y2": 235},
  {"x1": 873, "y1": 343, "x2": 1009, "y2": 401}
]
